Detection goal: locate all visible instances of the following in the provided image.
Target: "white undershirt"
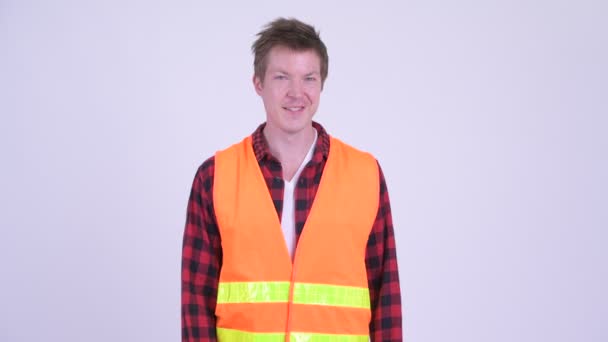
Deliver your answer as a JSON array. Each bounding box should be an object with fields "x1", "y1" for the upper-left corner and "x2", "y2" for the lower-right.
[{"x1": 281, "y1": 129, "x2": 318, "y2": 261}]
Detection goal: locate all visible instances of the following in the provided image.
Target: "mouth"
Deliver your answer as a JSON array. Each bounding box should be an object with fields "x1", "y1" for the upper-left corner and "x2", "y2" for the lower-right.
[{"x1": 283, "y1": 106, "x2": 305, "y2": 113}]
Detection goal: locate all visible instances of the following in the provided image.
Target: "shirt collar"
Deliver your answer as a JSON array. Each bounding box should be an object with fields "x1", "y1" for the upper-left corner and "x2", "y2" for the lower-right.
[{"x1": 251, "y1": 121, "x2": 330, "y2": 164}]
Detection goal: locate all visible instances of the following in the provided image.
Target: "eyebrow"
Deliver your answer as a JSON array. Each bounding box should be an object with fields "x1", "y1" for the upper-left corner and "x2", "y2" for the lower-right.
[{"x1": 271, "y1": 69, "x2": 320, "y2": 76}]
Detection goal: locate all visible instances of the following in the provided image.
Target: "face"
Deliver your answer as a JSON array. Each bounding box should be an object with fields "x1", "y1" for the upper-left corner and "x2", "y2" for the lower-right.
[{"x1": 254, "y1": 46, "x2": 323, "y2": 136}]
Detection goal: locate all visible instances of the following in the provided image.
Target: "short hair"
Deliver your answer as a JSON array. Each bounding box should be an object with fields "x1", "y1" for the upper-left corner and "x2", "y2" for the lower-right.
[{"x1": 252, "y1": 18, "x2": 328, "y2": 84}]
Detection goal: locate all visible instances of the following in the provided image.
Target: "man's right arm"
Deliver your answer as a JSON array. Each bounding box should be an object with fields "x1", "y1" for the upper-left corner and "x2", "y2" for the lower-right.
[{"x1": 181, "y1": 158, "x2": 222, "y2": 341}]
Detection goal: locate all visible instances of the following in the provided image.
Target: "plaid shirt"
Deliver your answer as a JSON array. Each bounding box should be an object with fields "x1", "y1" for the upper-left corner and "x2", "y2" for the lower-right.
[{"x1": 182, "y1": 122, "x2": 402, "y2": 341}]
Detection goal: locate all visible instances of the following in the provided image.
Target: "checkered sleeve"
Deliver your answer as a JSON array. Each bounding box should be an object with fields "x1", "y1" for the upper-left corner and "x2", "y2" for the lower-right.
[
  {"x1": 181, "y1": 157, "x2": 222, "y2": 341},
  {"x1": 366, "y1": 161, "x2": 403, "y2": 341}
]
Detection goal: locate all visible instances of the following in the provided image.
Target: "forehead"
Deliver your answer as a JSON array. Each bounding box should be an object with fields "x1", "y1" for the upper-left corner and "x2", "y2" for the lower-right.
[{"x1": 265, "y1": 46, "x2": 321, "y2": 73}]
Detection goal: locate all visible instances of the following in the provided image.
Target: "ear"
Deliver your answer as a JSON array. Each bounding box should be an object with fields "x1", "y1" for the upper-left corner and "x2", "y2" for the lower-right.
[{"x1": 253, "y1": 74, "x2": 264, "y2": 96}]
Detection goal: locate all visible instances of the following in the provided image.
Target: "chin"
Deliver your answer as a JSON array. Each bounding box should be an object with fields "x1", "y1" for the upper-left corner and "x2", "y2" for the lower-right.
[{"x1": 277, "y1": 119, "x2": 313, "y2": 135}]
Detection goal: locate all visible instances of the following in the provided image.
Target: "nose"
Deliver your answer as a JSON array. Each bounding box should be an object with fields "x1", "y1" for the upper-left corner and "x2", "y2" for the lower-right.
[{"x1": 287, "y1": 79, "x2": 304, "y2": 98}]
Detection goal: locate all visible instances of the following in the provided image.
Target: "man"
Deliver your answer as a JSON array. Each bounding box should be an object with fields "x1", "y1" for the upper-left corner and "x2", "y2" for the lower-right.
[{"x1": 182, "y1": 18, "x2": 402, "y2": 341}]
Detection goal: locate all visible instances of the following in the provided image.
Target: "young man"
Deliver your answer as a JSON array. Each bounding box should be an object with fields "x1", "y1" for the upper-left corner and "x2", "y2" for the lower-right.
[{"x1": 182, "y1": 18, "x2": 402, "y2": 341}]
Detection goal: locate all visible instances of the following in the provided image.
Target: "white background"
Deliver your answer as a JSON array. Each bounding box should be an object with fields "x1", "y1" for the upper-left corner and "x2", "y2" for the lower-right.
[{"x1": 1, "y1": 0, "x2": 607, "y2": 341}]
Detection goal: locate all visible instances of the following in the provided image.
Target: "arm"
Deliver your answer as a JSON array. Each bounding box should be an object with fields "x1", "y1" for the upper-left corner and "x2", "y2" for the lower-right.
[
  {"x1": 181, "y1": 158, "x2": 222, "y2": 341},
  {"x1": 366, "y1": 162, "x2": 403, "y2": 341}
]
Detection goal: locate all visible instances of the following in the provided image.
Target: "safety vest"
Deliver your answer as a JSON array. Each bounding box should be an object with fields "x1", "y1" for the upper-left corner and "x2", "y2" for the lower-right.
[{"x1": 213, "y1": 135, "x2": 379, "y2": 342}]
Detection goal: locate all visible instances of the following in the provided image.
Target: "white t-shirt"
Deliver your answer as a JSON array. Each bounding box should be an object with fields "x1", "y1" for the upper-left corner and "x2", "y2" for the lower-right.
[{"x1": 280, "y1": 130, "x2": 318, "y2": 261}]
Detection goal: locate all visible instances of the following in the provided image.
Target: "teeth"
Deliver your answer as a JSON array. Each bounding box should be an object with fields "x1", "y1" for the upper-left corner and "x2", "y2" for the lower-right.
[{"x1": 285, "y1": 107, "x2": 303, "y2": 112}]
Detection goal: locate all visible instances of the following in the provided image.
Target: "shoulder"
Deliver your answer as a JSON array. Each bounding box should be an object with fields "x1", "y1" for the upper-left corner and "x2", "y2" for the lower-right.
[
  {"x1": 328, "y1": 136, "x2": 389, "y2": 188},
  {"x1": 194, "y1": 136, "x2": 250, "y2": 182},
  {"x1": 190, "y1": 155, "x2": 216, "y2": 195},
  {"x1": 329, "y1": 136, "x2": 378, "y2": 165},
  {"x1": 199, "y1": 155, "x2": 215, "y2": 172}
]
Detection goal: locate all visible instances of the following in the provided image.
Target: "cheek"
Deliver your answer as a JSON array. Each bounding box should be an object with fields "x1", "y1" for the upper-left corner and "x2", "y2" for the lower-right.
[
  {"x1": 270, "y1": 87, "x2": 287, "y2": 102},
  {"x1": 304, "y1": 85, "x2": 321, "y2": 100},
  {"x1": 307, "y1": 90, "x2": 321, "y2": 103},
  {"x1": 262, "y1": 89, "x2": 282, "y2": 105}
]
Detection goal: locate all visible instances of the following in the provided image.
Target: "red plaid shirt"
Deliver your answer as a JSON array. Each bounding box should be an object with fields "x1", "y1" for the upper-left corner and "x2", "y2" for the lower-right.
[{"x1": 182, "y1": 122, "x2": 402, "y2": 341}]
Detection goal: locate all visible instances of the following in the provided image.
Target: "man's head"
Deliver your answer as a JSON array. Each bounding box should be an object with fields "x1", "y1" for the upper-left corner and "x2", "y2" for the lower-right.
[
  {"x1": 252, "y1": 18, "x2": 328, "y2": 137},
  {"x1": 252, "y1": 18, "x2": 328, "y2": 87}
]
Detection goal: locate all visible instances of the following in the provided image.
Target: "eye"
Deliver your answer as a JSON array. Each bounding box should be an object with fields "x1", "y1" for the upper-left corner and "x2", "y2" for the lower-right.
[
  {"x1": 274, "y1": 75, "x2": 288, "y2": 80},
  {"x1": 305, "y1": 76, "x2": 317, "y2": 82}
]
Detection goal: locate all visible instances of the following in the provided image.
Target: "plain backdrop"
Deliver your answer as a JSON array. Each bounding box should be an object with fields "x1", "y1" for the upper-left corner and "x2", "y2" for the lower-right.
[{"x1": 1, "y1": 0, "x2": 607, "y2": 341}]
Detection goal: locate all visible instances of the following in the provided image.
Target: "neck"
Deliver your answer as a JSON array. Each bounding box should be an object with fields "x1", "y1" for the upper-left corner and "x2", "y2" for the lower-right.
[{"x1": 263, "y1": 123, "x2": 316, "y2": 171}]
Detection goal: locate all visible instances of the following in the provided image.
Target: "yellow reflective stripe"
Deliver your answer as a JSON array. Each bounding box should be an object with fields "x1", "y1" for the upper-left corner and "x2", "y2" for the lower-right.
[
  {"x1": 217, "y1": 281, "x2": 290, "y2": 303},
  {"x1": 293, "y1": 283, "x2": 370, "y2": 309},
  {"x1": 217, "y1": 281, "x2": 370, "y2": 308},
  {"x1": 217, "y1": 327, "x2": 284, "y2": 341},
  {"x1": 216, "y1": 328, "x2": 368, "y2": 342},
  {"x1": 291, "y1": 332, "x2": 369, "y2": 342}
]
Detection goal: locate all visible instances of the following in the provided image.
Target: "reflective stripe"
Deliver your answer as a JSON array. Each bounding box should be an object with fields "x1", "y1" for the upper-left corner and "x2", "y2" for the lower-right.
[
  {"x1": 217, "y1": 327, "x2": 283, "y2": 341},
  {"x1": 217, "y1": 328, "x2": 368, "y2": 342},
  {"x1": 291, "y1": 332, "x2": 369, "y2": 342},
  {"x1": 293, "y1": 283, "x2": 370, "y2": 309},
  {"x1": 217, "y1": 282, "x2": 370, "y2": 309},
  {"x1": 217, "y1": 282, "x2": 290, "y2": 303}
]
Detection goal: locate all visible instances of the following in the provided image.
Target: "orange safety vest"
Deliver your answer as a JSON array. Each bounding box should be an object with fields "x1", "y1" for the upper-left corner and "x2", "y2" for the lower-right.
[{"x1": 213, "y1": 135, "x2": 379, "y2": 342}]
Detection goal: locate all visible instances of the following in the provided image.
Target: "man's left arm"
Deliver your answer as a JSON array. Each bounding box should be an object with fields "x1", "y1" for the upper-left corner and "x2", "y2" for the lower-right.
[{"x1": 366, "y1": 162, "x2": 403, "y2": 341}]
